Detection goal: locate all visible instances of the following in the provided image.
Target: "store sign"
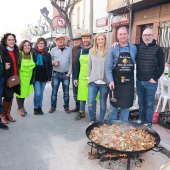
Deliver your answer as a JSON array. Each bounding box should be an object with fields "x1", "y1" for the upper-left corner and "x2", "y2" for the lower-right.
[
  {"x1": 96, "y1": 17, "x2": 108, "y2": 27},
  {"x1": 56, "y1": 17, "x2": 66, "y2": 28},
  {"x1": 56, "y1": 27, "x2": 66, "y2": 34},
  {"x1": 112, "y1": 13, "x2": 130, "y2": 27}
]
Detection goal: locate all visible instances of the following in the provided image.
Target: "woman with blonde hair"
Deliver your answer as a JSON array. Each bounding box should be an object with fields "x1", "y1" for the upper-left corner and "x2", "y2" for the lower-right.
[{"x1": 88, "y1": 33, "x2": 109, "y2": 124}]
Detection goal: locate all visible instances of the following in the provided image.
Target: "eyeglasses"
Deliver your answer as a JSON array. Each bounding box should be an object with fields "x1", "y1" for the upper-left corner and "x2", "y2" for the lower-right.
[
  {"x1": 142, "y1": 34, "x2": 153, "y2": 37},
  {"x1": 38, "y1": 43, "x2": 44, "y2": 45},
  {"x1": 7, "y1": 39, "x2": 15, "y2": 42}
]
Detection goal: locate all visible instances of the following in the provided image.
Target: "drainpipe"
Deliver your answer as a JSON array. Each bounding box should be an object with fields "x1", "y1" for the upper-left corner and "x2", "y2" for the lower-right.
[
  {"x1": 89, "y1": 0, "x2": 93, "y2": 36},
  {"x1": 129, "y1": 0, "x2": 133, "y2": 43},
  {"x1": 107, "y1": 12, "x2": 111, "y2": 46}
]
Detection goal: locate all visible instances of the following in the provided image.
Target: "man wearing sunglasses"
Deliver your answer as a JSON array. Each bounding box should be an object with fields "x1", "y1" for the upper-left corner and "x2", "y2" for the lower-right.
[{"x1": 136, "y1": 28, "x2": 165, "y2": 127}]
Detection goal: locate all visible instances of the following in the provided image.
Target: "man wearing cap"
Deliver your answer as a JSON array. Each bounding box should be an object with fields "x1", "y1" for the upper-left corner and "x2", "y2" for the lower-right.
[
  {"x1": 70, "y1": 33, "x2": 82, "y2": 112},
  {"x1": 49, "y1": 34, "x2": 72, "y2": 114},
  {"x1": 74, "y1": 33, "x2": 92, "y2": 120}
]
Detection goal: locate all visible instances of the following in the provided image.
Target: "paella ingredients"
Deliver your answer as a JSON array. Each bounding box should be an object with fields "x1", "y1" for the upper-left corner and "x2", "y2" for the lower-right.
[{"x1": 89, "y1": 124, "x2": 156, "y2": 151}]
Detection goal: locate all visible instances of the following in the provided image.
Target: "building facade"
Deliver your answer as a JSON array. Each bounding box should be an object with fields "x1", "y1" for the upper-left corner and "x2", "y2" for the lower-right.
[
  {"x1": 70, "y1": 0, "x2": 85, "y2": 30},
  {"x1": 107, "y1": 0, "x2": 170, "y2": 61},
  {"x1": 84, "y1": 0, "x2": 108, "y2": 34}
]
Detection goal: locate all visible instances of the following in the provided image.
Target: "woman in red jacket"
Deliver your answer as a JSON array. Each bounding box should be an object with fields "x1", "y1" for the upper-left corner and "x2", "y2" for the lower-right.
[{"x1": 0, "y1": 33, "x2": 20, "y2": 124}]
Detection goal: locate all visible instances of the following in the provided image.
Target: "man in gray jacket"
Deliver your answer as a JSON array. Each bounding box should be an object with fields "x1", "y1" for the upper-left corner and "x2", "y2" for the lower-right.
[{"x1": 49, "y1": 34, "x2": 72, "y2": 114}]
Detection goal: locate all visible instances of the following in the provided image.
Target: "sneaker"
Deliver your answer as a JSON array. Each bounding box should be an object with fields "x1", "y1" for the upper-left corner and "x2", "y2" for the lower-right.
[
  {"x1": 88, "y1": 121, "x2": 94, "y2": 126},
  {"x1": 38, "y1": 107, "x2": 44, "y2": 115},
  {"x1": 137, "y1": 119, "x2": 143, "y2": 124},
  {"x1": 17, "y1": 109, "x2": 25, "y2": 117},
  {"x1": 65, "y1": 108, "x2": 71, "y2": 114},
  {"x1": 0, "y1": 123, "x2": 9, "y2": 130},
  {"x1": 48, "y1": 108, "x2": 56, "y2": 113},
  {"x1": 75, "y1": 111, "x2": 85, "y2": 120},
  {"x1": 143, "y1": 123, "x2": 152, "y2": 128}
]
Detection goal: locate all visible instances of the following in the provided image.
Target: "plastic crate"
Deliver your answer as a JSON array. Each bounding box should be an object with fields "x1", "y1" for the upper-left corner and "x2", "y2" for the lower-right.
[{"x1": 158, "y1": 111, "x2": 170, "y2": 129}]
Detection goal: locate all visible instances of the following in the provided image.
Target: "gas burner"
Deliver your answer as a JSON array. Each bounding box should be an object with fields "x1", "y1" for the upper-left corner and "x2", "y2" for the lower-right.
[
  {"x1": 98, "y1": 154, "x2": 144, "y2": 169},
  {"x1": 87, "y1": 142, "x2": 145, "y2": 169}
]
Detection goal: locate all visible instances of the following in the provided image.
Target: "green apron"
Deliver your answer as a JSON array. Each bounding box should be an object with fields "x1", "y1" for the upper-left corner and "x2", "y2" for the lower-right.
[
  {"x1": 77, "y1": 50, "x2": 89, "y2": 101},
  {"x1": 15, "y1": 52, "x2": 35, "y2": 98}
]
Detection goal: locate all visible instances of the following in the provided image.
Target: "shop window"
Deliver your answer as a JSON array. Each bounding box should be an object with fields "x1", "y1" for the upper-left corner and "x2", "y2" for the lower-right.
[
  {"x1": 159, "y1": 23, "x2": 170, "y2": 62},
  {"x1": 77, "y1": 7, "x2": 80, "y2": 29}
]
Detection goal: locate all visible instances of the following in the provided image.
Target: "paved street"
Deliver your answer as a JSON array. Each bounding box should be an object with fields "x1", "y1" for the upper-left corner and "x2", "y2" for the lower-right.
[{"x1": 0, "y1": 83, "x2": 169, "y2": 170}]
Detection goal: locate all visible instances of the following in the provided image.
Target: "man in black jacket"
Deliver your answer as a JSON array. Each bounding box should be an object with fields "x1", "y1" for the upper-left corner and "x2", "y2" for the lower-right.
[
  {"x1": 70, "y1": 33, "x2": 82, "y2": 112},
  {"x1": 136, "y1": 28, "x2": 165, "y2": 127}
]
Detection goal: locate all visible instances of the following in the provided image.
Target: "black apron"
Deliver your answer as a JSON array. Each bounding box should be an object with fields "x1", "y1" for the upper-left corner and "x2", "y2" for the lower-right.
[{"x1": 111, "y1": 46, "x2": 134, "y2": 108}]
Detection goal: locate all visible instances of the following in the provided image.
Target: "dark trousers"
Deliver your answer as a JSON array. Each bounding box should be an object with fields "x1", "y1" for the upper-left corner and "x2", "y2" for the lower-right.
[
  {"x1": 16, "y1": 97, "x2": 25, "y2": 109},
  {"x1": 72, "y1": 77, "x2": 80, "y2": 109},
  {"x1": 0, "y1": 76, "x2": 4, "y2": 124}
]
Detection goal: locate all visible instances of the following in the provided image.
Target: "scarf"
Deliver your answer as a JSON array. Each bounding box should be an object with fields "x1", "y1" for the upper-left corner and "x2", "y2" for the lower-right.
[
  {"x1": 6, "y1": 46, "x2": 14, "y2": 51},
  {"x1": 36, "y1": 48, "x2": 45, "y2": 67},
  {"x1": 36, "y1": 48, "x2": 45, "y2": 54},
  {"x1": 36, "y1": 54, "x2": 44, "y2": 67}
]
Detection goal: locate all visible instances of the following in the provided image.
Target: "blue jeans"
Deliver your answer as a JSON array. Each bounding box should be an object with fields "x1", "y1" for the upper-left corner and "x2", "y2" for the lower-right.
[
  {"x1": 72, "y1": 77, "x2": 79, "y2": 109},
  {"x1": 80, "y1": 100, "x2": 97, "y2": 117},
  {"x1": 108, "y1": 105, "x2": 129, "y2": 121},
  {"x1": 0, "y1": 76, "x2": 4, "y2": 124},
  {"x1": 136, "y1": 80, "x2": 158, "y2": 125},
  {"x1": 80, "y1": 101, "x2": 86, "y2": 112},
  {"x1": 88, "y1": 83, "x2": 109, "y2": 122},
  {"x1": 51, "y1": 72, "x2": 70, "y2": 109},
  {"x1": 33, "y1": 81, "x2": 46, "y2": 108}
]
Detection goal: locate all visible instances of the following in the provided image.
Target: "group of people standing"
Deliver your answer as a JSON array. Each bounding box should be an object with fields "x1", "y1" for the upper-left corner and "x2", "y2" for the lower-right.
[
  {"x1": 73, "y1": 32, "x2": 109, "y2": 124},
  {"x1": 0, "y1": 33, "x2": 52, "y2": 130},
  {"x1": 70, "y1": 27, "x2": 164, "y2": 127},
  {"x1": 0, "y1": 26, "x2": 165, "y2": 130},
  {"x1": 107, "y1": 27, "x2": 164, "y2": 128}
]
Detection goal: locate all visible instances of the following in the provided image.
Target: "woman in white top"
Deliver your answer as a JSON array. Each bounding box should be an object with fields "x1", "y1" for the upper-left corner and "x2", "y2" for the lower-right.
[{"x1": 88, "y1": 33, "x2": 109, "y2": 123}]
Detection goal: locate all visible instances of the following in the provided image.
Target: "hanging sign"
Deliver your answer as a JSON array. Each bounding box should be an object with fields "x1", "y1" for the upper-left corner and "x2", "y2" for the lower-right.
[{"x1": 112, "y1": 13, "x2": 130, "y2": 27}]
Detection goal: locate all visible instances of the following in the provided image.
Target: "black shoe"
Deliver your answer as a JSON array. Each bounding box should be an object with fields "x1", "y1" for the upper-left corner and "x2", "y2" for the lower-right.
[
  {"x1": 34, "y1": 108, "x2": 39, "y2": 115},
  {"x1": 0, "y1": 123, "x2": 9, "y2": 130},
  {"x1": 38, "y1": 107, "x2": 44, "y2": 115}
]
